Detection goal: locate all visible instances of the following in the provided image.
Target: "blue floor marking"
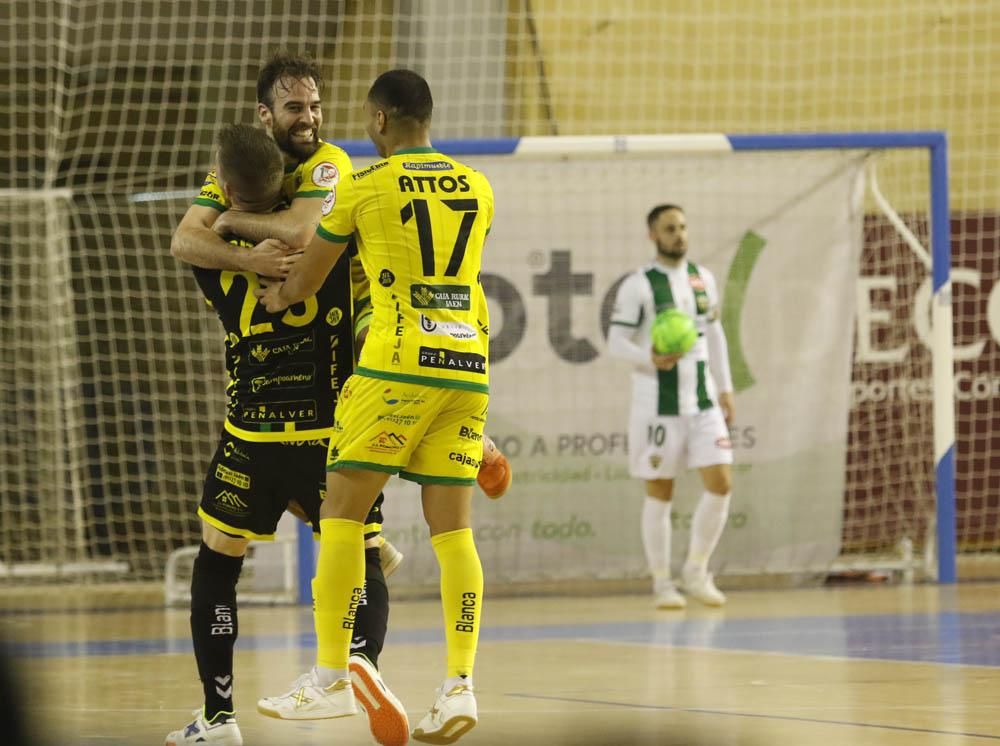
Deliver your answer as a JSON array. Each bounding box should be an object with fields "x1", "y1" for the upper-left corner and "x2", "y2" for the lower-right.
[{"x1": 10, "y1": 610, "x2": 1000, "y2": 667}]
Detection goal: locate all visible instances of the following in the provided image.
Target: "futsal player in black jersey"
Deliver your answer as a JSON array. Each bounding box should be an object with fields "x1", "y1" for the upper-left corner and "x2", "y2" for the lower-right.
[{"x1": 166, "y1": 123, "x2": 406, "y2": 746}]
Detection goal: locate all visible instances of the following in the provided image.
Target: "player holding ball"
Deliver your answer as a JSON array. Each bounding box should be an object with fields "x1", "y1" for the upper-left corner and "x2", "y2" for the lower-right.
[{"x1": 607, "y1": 204, "x2": 735, "y2": 610}]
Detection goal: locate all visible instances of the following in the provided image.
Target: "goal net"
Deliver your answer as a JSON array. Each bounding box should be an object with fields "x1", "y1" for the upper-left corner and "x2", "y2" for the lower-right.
[
  {"x1": 2, "y1": 1, "x2": 997, "y2": 592},
  {"x1": 369, "y1": 136, "x2": 962, "y2": 590}
]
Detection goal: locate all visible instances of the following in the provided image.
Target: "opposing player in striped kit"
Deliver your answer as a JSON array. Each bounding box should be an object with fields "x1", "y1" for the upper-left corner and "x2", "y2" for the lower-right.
[{"x1": 608, "y1": 204, "x2": 735, "y2": 609}]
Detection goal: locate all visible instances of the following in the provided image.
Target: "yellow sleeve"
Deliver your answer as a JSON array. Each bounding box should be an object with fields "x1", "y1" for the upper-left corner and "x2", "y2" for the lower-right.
[
  {"x1": 192, "y1": 170, "x2": 228, "y2": 212},
  {"x1": 290, "y1": 142, "x2": 354, "y2": 200},
  {"x1": 315, "y1": 176, "x2": 359, "y2": 243},
  {"x1": 476, "y1": 171, "x2": 495, "y2": 234},
  {"x1": 350, "y1": 247, "x2": 373, "y2": 341}
]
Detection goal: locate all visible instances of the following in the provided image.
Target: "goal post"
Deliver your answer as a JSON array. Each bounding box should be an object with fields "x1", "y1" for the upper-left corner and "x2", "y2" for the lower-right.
[
  {"x1": 291, "y1": 130, "x2": 956, "y2": 601},
  {"x1": 713, "y1": 130, "x2": 955, "y2": 583},
  {"x1": 0, "y1": 131, "x2": 961, "y2": 597}
]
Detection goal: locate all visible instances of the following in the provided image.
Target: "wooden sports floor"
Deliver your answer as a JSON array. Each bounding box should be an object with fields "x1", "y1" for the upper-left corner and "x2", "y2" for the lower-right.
[{"x1": 3, "y1": 581, "x2": 999, "y2": 745}]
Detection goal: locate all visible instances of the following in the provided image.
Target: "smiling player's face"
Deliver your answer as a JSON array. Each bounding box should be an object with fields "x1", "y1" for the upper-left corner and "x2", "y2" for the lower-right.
[{"x1": 260, "y1": 75, "x2": 322, "y2": 161}]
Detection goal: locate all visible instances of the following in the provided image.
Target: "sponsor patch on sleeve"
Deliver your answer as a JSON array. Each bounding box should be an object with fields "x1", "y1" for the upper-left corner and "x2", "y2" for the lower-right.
[
  {"x1": 312, "y1": 162, "x2": 340, "y2": 188},
  {"x1": 321, "y1": 189, "x2": 336, "y2": 215}
]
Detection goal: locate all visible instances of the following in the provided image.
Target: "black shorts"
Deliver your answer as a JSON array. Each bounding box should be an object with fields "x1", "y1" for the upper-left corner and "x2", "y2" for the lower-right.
[{"x1": 198, "y1": 432, "x2": 384, "y2": 540}]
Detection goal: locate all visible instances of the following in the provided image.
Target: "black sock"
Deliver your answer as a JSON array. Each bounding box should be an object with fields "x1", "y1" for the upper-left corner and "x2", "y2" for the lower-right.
[
  {"x1": 190, "y1": 542, "x2": 243, "y2": 721},
  {"x1": 351, "y1": 546, "x2": 389, "y2": 666}
]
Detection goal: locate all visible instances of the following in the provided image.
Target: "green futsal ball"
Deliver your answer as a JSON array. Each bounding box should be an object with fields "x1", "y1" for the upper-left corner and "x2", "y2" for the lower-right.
[{"x1": 651, "y1": 308, "x2": 698, "y2": 355}]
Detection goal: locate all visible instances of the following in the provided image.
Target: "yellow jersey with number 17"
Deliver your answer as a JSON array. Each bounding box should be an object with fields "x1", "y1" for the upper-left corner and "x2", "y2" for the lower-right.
[{"x1": 317, "y1": 147, "x2": 494, "y2": 393}]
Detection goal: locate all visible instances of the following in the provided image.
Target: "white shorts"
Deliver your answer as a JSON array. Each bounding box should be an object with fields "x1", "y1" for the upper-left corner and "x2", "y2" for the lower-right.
[{"x1": 628, "y1": 407, "x2": 733, "y2": 480}]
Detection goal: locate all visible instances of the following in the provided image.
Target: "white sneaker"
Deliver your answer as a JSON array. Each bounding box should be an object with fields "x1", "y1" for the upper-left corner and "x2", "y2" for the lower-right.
[
  {"x1": 349, "y1": 654, "x2": 410, "y2": 746},
  {"x1": 165, "y1": 708, "x2": 242, "y2": 746},
  {"x1": 379, "y1": 537, "x2": 405, "y2": 578},
  {"x1": 411, "y1": 682, "x2": 477, "y2": 744},
  {"x1": 653, "y1": 578, "x2": 687, "y2": 610},
  {"x1": 256, "y1": 667, "x2": 358, "y2": 720},
  {"x1": 682, "y1": 569, "x2": 726, "y2": 606}
]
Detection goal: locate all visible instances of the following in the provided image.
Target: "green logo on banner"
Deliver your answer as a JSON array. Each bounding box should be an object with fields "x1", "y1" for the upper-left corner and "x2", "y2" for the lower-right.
[{"x1": 721, "y1": 230, "x2": 767, "y2": 392}]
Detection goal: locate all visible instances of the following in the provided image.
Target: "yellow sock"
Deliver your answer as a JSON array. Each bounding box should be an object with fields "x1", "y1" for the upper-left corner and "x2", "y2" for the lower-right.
[
  {"x1": 431, "y1": 528, "x2": 484, "y2": 678},
  {"x1": 315, "y1": 517, "x2": 365, "y2": 671}
]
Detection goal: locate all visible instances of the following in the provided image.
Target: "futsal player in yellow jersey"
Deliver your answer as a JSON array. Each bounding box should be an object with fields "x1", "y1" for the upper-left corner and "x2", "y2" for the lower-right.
[{"x1": 257, "y1": 69, "x2": 491, "y2": 745}]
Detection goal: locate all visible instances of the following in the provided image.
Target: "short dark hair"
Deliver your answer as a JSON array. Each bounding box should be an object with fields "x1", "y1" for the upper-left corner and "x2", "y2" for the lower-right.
[
  {"x1": 215, "y1": 123, "x2": 283, "y2": 195},
  {"x1": 257, "y1": 51, "x2": 323, "y2": 109},
  {"x1": 367, "y1": 69, "x2": 433, "y2": 126},
  {"x1": 647, "y1": 204, "x2": 684, "y2": 228}
]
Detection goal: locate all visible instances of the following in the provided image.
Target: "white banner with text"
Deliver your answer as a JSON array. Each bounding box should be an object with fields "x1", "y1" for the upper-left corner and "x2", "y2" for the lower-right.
[{"x1": 377, "y1": 152, "x2": 867, "y2": 585}]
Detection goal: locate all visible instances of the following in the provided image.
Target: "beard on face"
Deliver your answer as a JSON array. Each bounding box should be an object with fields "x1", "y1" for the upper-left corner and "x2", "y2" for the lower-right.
[
  {"x1": 656, "y1": 239, "x2": 687, "y2": 261},
  {"x1": 272, "y1": 120, "x2": 319, "y2": 160}
]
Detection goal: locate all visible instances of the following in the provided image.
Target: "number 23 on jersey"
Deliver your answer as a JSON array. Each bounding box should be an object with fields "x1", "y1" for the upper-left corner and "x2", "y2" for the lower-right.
[{"x1": 219, "y1": 270, "x2": 318, "y2": 337}]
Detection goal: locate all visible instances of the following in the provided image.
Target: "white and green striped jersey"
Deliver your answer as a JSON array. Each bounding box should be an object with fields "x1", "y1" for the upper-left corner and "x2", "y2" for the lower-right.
[{"x1": 609, "y1": 259, "x2": 731, "y2": 416}]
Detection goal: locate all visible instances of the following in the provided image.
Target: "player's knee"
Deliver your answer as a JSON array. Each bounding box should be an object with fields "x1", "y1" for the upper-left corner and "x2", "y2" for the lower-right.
[
  {"x1": 191, "y1": 542, "x2": 244, "y2": 608},
  {"x1": 699, "y1": 463, "x2": 732, "y2": 496},
  {"x1": 200, "y1": 520, "x2": 249, "y2": 557},
  {"x1": 286, "y1": 499, "x2": 310, "y2": 525},
  {"x1": 646, "y1": 480, "x2": 674, "y2": 502},
  {"x1": 706, "y1": 474, "x2": 732, "y2": 496}
]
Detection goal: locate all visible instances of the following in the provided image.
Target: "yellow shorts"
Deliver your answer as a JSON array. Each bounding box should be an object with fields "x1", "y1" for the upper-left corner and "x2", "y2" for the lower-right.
[{"x1": 327, "y1": 374, "x2": 488, "y2": 485}]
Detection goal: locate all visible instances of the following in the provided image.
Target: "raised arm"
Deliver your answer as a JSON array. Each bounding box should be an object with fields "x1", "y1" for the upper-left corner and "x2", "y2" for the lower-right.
[
  {"x1": 171, "y1": 197, "x2": 294, "y2": 277},
  {"x1": 256, "y1": 172, "x2": 357, "y2": 312},
  {"x1": 256, "y1": 229, "x2": 349, "y2": 312},
  {"x1": 211, "y1": 195, "x2": 323, "y2": 248},
  {"x1": 349, "y1": 244, "x2": 373, "y2": 352}
]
